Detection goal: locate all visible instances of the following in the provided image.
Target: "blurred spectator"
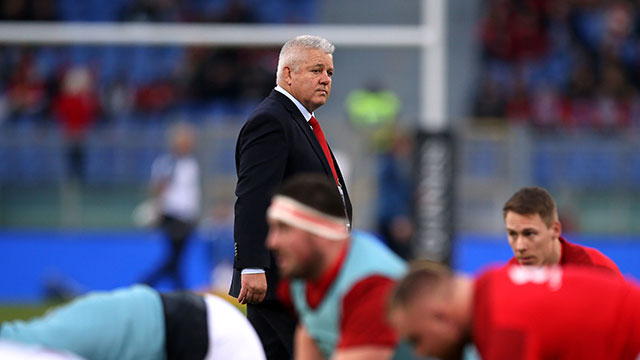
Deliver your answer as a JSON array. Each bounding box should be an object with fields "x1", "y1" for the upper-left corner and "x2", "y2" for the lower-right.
[
  {"x1": 594, "y1": 61, "x2": 632, "y2": 129},
  {"x1": 7, "y1": 50, "x2": 48, "y2": 121},
  {"x1": 100, "y1": 73, "x2": 135, "y2": 119},
  {"x1": 142, "y1": 122, "x2": 201, "y2": 290},
  {"x1": 473, "y1": 73, "x2": 506, "y2": 119},
  {"x1": 505, "y1": 72, "x2": 531, "y2": 124},
  {"x1": 564, "y1": 60, "x2": 597, "y2": 128},
  {"x1": 531, "y1": 84, "x2": 564, "y2": 129},
  {"x1": 376, "y1": 128, "x2": 414, "y2": 259},
  {"x1": 186, "y1": 48, "x2": 275, "y2": 111},
  {"x1": 134, "y1": 77, "x2": 178, "y2": 114},
  {"x1": 54, "y1": 66, "x2": 99, "y2": 182},
  {"x1": 345, "y1": 80, "x2": 401, "y2": 152},
  {"x1": 189, "y1": 50, "x2": 242, "y2": 103}
]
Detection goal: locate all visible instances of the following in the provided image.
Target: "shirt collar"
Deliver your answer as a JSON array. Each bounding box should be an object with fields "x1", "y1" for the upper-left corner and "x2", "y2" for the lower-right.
[
  {"x1": 558, "y1": 236, "x2": 567, "y2": 264},
  {"x1": 275, "y1": 85, "x2": 314, "y2": 122}
]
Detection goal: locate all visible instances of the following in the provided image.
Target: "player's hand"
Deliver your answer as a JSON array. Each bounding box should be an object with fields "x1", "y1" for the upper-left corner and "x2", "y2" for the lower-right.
[{"x1": 238, "y1": 273, "x2": 267, "y2": 305}]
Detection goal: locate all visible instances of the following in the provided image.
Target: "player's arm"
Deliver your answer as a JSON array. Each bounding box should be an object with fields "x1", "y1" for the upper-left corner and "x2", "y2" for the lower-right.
[
  {"x1": 294, "y1": 325, "x2": 325, "y2": 360},
  {"x1": 332, "y1": 276, "x2": 398, "y2": 360},
  {"x1": 149, "y1": 156, "x2": 170, "y2": 198}
]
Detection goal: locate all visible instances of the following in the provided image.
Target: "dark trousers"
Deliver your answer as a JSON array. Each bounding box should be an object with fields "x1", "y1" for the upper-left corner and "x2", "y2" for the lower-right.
[
  {"x1": 247, "y1": 300, "x2": 297, "y2": 360},
  {"x1": 66, "y1": 141, "x2": 86, "y2": 182},
  {"x1": 143, "y1": 215, "x2": 194, "y2": 290}
]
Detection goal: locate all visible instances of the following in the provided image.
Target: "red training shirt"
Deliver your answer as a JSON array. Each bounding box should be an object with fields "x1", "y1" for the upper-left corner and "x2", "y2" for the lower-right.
[
  {"x1": 278, "y1": 243, "x2": 398, "y2": 350},
  {"x1": 473, "y1": 266, "x2": 640, "y2": 360}
]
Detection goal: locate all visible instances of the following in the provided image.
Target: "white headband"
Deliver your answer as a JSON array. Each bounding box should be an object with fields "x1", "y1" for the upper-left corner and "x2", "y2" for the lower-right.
[{"x1": 267, "y1": 195, "x2": 349, "y2": 240}]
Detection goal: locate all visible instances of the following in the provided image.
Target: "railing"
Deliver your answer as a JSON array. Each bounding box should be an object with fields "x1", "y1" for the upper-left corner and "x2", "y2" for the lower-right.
[
  {"x1": 3, "y1": 121, "x2": 640, "y2": 233},
  {"x1": 458, "y1": 124, "x2": 640, "y2": 233}
]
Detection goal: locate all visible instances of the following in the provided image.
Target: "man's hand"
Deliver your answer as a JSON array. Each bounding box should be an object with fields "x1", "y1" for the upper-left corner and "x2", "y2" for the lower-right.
[{"x1": 238, "y1": 273, "x2": 267, "y2": 304}]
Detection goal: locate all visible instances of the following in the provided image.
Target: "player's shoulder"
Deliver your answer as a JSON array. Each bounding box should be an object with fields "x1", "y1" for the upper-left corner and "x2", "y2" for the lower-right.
[
  {"x1": 342, "y1": 274, "x2": 397, "y2": 310},
  {"x1": 564, "y1": 239, "x2": 621, "y2": 275},
  {"x1": 583, "y1": 247, "x2": 622, "y2": 275}
]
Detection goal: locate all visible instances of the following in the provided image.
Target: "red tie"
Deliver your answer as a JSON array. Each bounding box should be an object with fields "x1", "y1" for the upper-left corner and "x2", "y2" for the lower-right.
[{"x1": 308, "y1": 116, "x2": 340, "y2": 186}]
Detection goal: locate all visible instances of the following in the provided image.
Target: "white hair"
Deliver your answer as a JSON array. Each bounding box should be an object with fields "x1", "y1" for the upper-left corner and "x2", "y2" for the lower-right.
[{"x1": 276, "y1": 35, "x2": 335, "y2": 84}]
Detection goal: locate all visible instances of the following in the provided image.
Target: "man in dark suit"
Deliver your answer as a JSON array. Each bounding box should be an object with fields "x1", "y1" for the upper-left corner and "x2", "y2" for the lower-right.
[{"x1": 230, "y1": 35, "x2": 353, "y2": 360}]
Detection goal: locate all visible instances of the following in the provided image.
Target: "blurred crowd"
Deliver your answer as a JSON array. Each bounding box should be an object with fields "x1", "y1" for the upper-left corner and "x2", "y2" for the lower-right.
[
  {"x1": 0, "y1": 46, "x2": 278, "y2": 125},
  {"x1": 475, "y1": 0, "x2": 640, "y2": 131},
  {"x1": 0, "y1": 47, "x2": 277, "y2": 125},
  {"x1": 0, "y1": 0, "x2": 318, "y2": 127}
]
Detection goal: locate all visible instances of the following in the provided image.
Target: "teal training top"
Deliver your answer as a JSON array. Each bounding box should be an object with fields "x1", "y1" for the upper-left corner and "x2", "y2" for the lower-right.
[
  {"x1": 0, "y1": 285, "x2": 166, "y2": 360},
  {"x1": 291, "y1": 231, "x2": 407, "y2": 358}
]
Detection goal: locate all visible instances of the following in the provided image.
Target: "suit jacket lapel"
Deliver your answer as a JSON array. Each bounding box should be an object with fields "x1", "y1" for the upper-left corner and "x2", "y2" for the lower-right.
[
  {"x1": 270, "y1": 90, "x2": 335, "y2": 178},
  {"x1": 269, "y1": 90, "x2": 352, "y2": 222}
]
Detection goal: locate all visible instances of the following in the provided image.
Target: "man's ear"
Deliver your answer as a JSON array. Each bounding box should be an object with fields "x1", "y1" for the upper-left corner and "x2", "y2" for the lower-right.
[
  {"x1": 551, "y1": 220, "x2": 562, "y2": 238},
  {"x1": 283, "y1": 66, "x2": 293, "y2": 86}
]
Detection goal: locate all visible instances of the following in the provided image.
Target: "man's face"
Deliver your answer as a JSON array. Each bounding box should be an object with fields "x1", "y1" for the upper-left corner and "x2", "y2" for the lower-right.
[
  {"x1": 173, "y1": 131, "x2": 194, "y2": 156},
  {"x1": 390, "y1": 298, "x2": 463, "y2": 359},
  {"x1": 285, "y1": 48, "x2": 333, "y2": 112},
  {"x1": 266, "y1": 220, "x2": 323, "y2": 279},
  {"x1": 505, "y1": 211, "x2": 561, "y2": 266}
]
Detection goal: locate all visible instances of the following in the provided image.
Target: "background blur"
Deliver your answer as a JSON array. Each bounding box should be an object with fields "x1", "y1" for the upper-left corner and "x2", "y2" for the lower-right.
[{"x1": 2, "y1": 0, "x2": 640, "y2": 314}]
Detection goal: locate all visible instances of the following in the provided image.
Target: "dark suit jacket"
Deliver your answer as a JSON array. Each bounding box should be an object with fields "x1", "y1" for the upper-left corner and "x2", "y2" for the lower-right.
[{"x1": 230, "y1": 90, "x2": 353, "y2": 300}]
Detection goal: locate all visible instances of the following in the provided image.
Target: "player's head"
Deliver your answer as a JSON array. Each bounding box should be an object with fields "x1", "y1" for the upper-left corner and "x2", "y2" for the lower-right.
[
  {"x1": 266, "y1": 174, "x2": 347, "y2": 279},
  {"x1": 169, "y1": 122, "x2": 196, "y2": 156},
  {"x1": 503, "y1": 186, "x2": 562, "y2": 266},
  {"x1": 389, "y1": 261, "x2": 471, "y2": 359},
  {"x1": 276, "y1": 35, "x2": 335, "y2": 112}
]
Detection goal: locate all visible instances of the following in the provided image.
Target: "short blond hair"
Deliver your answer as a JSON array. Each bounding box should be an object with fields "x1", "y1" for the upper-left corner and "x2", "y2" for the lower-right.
[{"x1": 389, "y1": 260, "x2": 453, "y2": 309}]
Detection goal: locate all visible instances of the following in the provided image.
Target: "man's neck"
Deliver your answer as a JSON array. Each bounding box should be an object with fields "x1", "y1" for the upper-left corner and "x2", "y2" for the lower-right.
[{"x1": 309, "y1": 240, "x2": 348, "y2": 283}]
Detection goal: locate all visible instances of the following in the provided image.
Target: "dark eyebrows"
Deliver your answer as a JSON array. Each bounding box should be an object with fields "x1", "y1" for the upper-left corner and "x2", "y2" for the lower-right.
[{"x1": 506, "y1": 227, "x2": 538, "y2": 234}]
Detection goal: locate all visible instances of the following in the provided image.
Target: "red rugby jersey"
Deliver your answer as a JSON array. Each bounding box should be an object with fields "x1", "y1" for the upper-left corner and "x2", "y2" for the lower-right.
[
  {"x1": 278, "y1": 244, "x2": 398, "y2": 350},
  {"x1": 473, "y1": 266, "x2": 640, "y2": 360}
]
